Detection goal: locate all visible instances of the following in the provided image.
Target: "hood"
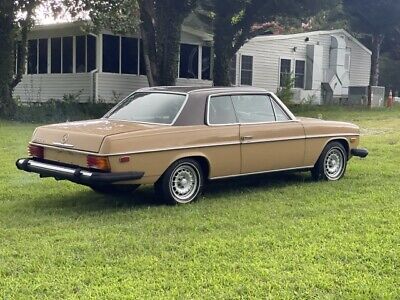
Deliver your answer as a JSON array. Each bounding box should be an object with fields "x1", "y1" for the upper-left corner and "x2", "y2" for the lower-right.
[{"x1": 31, "y1": 119, "x2": 161, "y2": 152}]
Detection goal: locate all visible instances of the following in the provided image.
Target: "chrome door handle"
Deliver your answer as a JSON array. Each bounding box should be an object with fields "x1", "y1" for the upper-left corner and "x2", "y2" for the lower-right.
[{"x1": 241, "y1": 136, "x2": 253, "y2": 141}]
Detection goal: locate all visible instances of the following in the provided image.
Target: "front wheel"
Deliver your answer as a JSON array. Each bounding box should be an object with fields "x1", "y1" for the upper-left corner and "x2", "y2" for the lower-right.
[
  {"x1": 312, "y1": 142, "x2": 347, "y2": 181},
  {"x1": 155, "y1": 159, "x2": 204, "y2": 205}
]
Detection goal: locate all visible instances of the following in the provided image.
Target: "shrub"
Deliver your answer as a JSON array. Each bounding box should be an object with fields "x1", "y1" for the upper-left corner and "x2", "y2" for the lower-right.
[{"x1": 276, "y1": 74, "x2": 294, "y2": 104}]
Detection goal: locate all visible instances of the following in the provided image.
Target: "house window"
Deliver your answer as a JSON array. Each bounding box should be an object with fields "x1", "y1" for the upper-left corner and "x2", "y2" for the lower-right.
[
  {"x1": 87, "y1": 35, "x2": 97, "y2": 72},
  {"x1": 229, "y1": 55, "x2": 237, "y2": 85},
  {"x1": 180, "y1": 43, "x2": 199, "y2": 79},
  {"x1": 76, "y1": 35, "x2": 86, "y2": 73},
  {"x1": 62, "y1": 36, "x2": 73, "y2": 73},
  {"x1": 103, "y1": 34, "x2": 120, "y2": 73},
  {"x1": 202, "y1": 46, "x2": 211, "y2": 80},
  {"x1": 280, "y1": 58, "x2": 292, "y2": 87},
  {"x1": 14, "y1": 42, "x2": 22, "y2": 75},
  {"x1": 51, "y1": 38, "x2": 61, "y2": 73},
  {"x1": 27, "y1": 40, "x2": 37, "y2": 74},
  {"x1": 295, "y1": 60, "x2": 305, "y2": 88},
  {"x1": 121, "y1": 37, "x2": 138, "y2": 74},
  {"x1": 139, "y1": 40, "x2": 146, "y2": 75},
  {"x1": 240, "y1": 55, "x2": 253, "y2": 86},
  {"x1": 38, "y1": 39, "x2": 48, "y2": 74}
]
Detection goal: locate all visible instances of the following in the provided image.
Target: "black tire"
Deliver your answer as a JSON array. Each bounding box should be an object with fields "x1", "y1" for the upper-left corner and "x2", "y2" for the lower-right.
[
  {"x1": 155, "y1": 159, "x2": 204, "y2": 205},
  {"x1": 311, "y1": 141, "x2": 348, "y2": 181},
  {"x1": 90, "y1": 184, "x2": 140, "y2": 195}
]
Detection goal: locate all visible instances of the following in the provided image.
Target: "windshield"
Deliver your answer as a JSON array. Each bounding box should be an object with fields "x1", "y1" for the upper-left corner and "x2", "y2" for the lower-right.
[{"x1": 105, "y1": 92, "x2": 187, "y2": 125}]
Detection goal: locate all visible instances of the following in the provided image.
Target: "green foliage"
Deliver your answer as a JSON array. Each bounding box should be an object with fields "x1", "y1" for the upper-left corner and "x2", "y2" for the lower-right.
[
  {"x1": 9, "y1": 97, "x2": 113, "y2": 123},
  {"x1": 1, "y1": 106, "x2": 400, "y2": 298},
  {"x1": 379, "y1": 54, "x2": 400, "y2": 93},
  {"x1": 276, "y1": 74, "x2": 294, "y2": 104}
]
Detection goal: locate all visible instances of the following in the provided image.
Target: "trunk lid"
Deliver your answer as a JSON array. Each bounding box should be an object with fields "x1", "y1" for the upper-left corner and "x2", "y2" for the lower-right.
[{"x1": 32, "y1": 119, "x2": 161, "y2": 153}]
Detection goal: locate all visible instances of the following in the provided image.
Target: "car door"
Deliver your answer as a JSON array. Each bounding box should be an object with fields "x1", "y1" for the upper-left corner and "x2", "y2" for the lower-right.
[
  {"x1": 231, "y1": 94, "x2": 306, "y2": 174},
  {"x1": 206, "y1": 95, "x2": 241, "y2": 178}
]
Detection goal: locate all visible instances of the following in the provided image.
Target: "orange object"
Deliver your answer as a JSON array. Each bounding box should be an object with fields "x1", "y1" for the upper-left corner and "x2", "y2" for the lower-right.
[
  {"x1": 387, "y1": 90, "x2": 394, "y2": 108},
  {"x1": 87, "y1": 155, "x2": 111, "y2": 171}
]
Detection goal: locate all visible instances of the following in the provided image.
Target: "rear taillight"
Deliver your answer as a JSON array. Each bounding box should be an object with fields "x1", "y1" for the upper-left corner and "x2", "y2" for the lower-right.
[
  {"x1": 28, "y1": 144, "x2": 44, "y2": 159},
  {"x1": 87, "y1": 155, "x2": 111, "y2": 171}
]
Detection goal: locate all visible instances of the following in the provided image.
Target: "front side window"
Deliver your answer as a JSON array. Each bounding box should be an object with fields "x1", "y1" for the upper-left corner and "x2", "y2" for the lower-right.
[
  {"x1": 272, "y1": 100, "x2": 290, "y2": 121},
  {"x1": 208, "y1": 96, "x2": 237, "y2": 125},
  {"x1": 106, "y1": 93, "x2": 186, "y2": 125},
  {"x1": 231, "y1": 94, "x2": 275, "y2": 123},
  {"x1": 295, "y1": 60, "x2": 305, "y2": 88}
]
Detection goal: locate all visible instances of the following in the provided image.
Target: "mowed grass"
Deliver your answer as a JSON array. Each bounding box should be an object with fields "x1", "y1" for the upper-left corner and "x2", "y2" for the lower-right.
[{"x1": 1, "y1": 107, "x2": 400, "y2": 299}]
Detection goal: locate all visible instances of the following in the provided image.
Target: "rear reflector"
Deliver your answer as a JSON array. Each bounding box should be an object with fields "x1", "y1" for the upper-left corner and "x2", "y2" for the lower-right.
[
  {"x1": 87, "y1": 155, "x2": 111, "y2": 171},
  {"x1": 28, "y1": 144, "x2": 44, "y2": 159},
  {"x1": 119, "y1": 156, "x2": 130, "y2": 163}
]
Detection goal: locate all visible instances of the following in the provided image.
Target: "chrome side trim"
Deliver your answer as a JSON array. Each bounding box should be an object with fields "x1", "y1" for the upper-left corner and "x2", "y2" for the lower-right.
[
  {"x1": 209, "y1": 165, "x2": 315, "y2": 180},
  {"x1": 306, "y1": 133, "x2": 358, "y2": 139},
  {"x1": 242, "y1": 136, "x2": 306, "y2": 144},
  {"x1": 31, "y1": 134, "x2": 359, "y2": 157}
]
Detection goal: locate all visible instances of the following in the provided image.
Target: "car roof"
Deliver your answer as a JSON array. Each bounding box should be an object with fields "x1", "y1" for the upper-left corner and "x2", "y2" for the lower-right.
[{"x1": 136, "y1": 86, "x2": 268, "y2": 96}]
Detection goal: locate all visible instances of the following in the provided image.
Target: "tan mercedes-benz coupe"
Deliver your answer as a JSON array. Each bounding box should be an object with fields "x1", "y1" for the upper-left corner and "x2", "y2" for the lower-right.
[{"x1": 17, "y1": 86, "x2": 368, "y2": 204}]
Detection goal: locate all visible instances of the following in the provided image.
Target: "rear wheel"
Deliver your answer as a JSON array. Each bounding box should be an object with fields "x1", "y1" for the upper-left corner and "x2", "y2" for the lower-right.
[
  {"x1": 155, "y1": 159, "x2": 204, "y2": 205},
  {"x1": 312, "y1": 142, "x2": 347, "y2": 181},
  {"x1": 90, "y1": 184, "x2": 140, "y2": 195}
]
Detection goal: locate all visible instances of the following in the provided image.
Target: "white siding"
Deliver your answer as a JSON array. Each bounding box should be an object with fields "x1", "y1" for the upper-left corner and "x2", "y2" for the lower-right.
[
  {"x1": 14, "y1": 73, "x2": 93, "y2": 102},
  {"x1": 347, "y1": 38, "x2": 371, "y2": 86}
]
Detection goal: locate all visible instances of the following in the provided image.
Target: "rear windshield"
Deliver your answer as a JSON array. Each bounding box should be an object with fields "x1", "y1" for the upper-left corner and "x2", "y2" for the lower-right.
[{"x1": 105, "y1": 92, "x2": 187, "y2": 125}]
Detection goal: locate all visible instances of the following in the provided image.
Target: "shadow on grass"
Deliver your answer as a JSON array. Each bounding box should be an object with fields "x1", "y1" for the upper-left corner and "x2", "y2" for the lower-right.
[{"x1": 26, "y1": 170, "x2": 313, "y2": 214}]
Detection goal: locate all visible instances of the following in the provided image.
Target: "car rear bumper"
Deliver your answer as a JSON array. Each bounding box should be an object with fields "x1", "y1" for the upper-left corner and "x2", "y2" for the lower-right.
[
  {"x1": 16, "y1": 158, "x2": 144, "y2": 185},
  {"x1": 351, "y1": 148, "x2": 369, "y2": 158}
]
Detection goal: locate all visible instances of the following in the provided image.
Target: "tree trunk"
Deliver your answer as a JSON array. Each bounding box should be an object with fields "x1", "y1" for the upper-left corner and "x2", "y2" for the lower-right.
[
  {"x1": 370, "y1": 33, "x2": 384, "y2": 87},
  {"x1": 0, "y1": 0, "x2": 16, "y2": 117},
  {"x1": 212, "y1": 12, "x2": 235, "y2": 87},
  {"x1": 154, "y1": 1, "x2": 184, "y2": 86}
]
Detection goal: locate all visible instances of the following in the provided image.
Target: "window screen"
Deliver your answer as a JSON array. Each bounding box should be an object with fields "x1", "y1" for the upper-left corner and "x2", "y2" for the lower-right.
[
  {"x1": 38, "y1": 39, "x2": 48, "y2": 74},
  {"x1": 87, "y1": 35, "x2": 97, "y2": 72},
  {"x1": 208, "y1": 96, "x2": 237, "y2": 125},
  {"x1": 232, "y1": 95, "x2": 275, "y2": 123},
  {"x1": 180, "y1": 44, "x2": 199, "y2": 79},
  {"x1": 280, "y1": 59, "x2": 292, "y2": 87},
  {"x1": 76, "y1": 35, "x2": 86, "y2": 73},
  {"x1": 121, "y1": 37, "x2": 138, "y2": 74},
  {"x1": 139, "y1": 40, "x2": 147, "y2": 75},
  {"x1": 241, "y1": 55, "x2": 253, "y2": 86},
  {"x1": 62, "y1": 36, "x2": 73, "y2": 73},
  {"x1": 103, "y1": 34, "x2": 120, "y2": 73},
  {"x1": 202, "y1": 46, "x2": 211, "y2": 80},
  {"x1": 295, "y1": 60, "x2": 305, "y2": 88},
  {"x1": 27, "y1": 40, "x2": 37, "y2": 74},
  {"x1": 51, "y1": 38, "x2": 61, "y2": 73}
]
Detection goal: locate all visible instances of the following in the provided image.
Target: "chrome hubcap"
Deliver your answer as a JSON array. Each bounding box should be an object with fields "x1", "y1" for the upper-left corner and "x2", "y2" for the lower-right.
[
  {"x1": 324, "y1": 148, "x2": 344, "y2": 180},
  {"x1": 170, "y1": 164, "x2": 199, "y2": 203}
]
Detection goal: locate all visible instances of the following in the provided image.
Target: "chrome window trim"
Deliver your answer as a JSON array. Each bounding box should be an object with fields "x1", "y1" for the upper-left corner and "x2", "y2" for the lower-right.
[
  {"x1": 102, "y1": 91, "x2": 189, "y2": 126},
  {"x1": 209, "y1": 165, "x2": 315, "y2": 180},
  {"x1": 30, "y1": 134, "x2": 358, "y2": 157},
  {"x1": 206, "y1": 92, "x2": 296, "y2": 127}
]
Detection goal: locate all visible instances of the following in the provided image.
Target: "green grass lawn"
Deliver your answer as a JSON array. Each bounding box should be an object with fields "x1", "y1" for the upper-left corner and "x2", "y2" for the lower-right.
[{"x1": 1, "y1": 107, "x2": 400, "y2": 299}]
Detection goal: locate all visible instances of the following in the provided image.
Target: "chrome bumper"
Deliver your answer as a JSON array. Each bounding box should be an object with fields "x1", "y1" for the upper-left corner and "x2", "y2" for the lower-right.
[{"x1": 16, "y1": 158, "x2": 144, "y2": 185}]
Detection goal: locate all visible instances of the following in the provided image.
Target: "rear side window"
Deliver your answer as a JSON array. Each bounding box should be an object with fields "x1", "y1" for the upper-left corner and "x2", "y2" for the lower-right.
[
  {"x1": 231, "y1": 95, "x2": 275, "y2": 123},
  {"x1": 208, "y1": 96, "x2": 237, "y2": 125}
]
